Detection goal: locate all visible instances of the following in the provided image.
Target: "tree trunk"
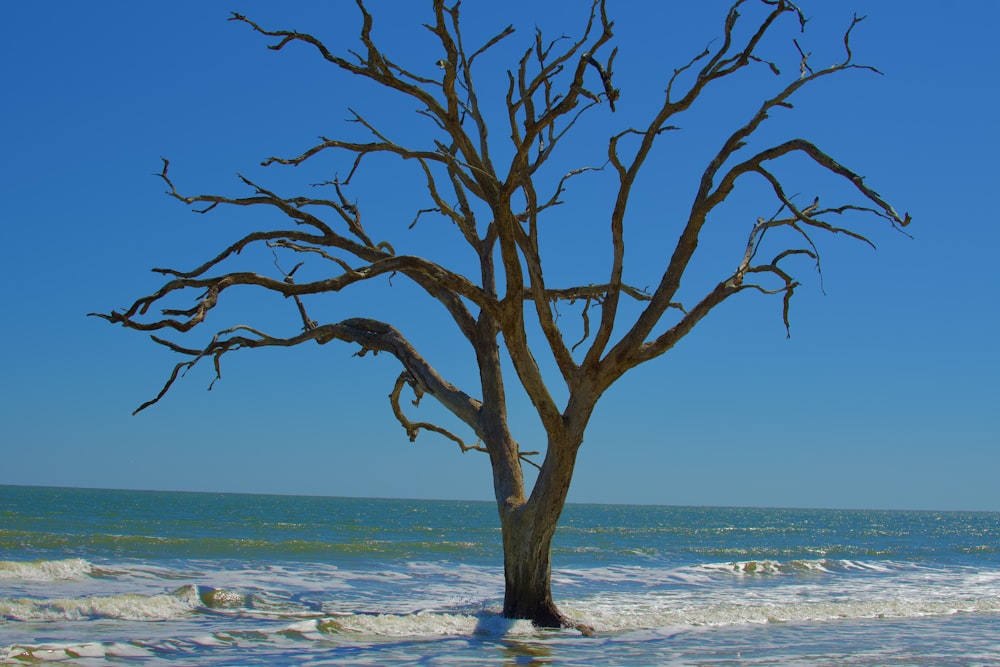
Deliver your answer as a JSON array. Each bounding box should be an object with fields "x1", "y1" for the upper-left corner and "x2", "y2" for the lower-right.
[
  {"x1": 494, "y1": 427, "x2": 591, "y2": 631},
  {"x1": 500, "y1": 503, "x2": 566, "y2": 627},
  {"x1": 475, "y1": 324, "x2": 592, "y2": 630}
]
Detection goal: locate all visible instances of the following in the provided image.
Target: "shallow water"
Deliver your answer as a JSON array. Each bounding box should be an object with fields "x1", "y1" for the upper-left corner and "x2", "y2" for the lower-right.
[{"x1": 2, "y1": 486, "x2": 999, "y2": 665}]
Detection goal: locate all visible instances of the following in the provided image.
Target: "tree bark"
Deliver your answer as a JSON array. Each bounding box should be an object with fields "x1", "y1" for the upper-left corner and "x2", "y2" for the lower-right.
[
  {"x1": 500, "y1": 505, "x2": 565, "y2": 626},
  {"x1": 491, "y1": 424, "x2": 589, "y2": 630}
]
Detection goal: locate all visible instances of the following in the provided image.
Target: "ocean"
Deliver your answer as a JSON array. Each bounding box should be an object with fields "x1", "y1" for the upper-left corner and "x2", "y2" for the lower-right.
[{"x1": 1, "y1": 485, "x2": 998, "y2": 665}]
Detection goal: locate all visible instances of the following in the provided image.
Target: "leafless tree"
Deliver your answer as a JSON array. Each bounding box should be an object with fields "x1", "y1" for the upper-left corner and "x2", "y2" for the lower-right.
[{"x1": 95, "y1": 0, "x2": 908, "y2": 629}]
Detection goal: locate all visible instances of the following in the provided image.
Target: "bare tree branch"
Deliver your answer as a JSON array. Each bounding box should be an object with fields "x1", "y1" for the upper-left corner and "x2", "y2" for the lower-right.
[
  {"x1": 390, "y1": 372, "x2": 487, "y2": 451},
  {"x1": 594, "y1": 7, "x2": 909, "y2": 385}
]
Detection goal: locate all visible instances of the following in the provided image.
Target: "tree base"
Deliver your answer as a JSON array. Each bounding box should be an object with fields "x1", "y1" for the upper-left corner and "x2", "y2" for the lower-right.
[{"x1": 504, "y1": 599, "x2": 595, "y2": 636}]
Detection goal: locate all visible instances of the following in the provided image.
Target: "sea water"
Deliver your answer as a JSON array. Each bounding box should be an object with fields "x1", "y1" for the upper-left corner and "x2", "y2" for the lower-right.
[{"x1": 1, "y1": 485, "x2": 998, "y2": 665}]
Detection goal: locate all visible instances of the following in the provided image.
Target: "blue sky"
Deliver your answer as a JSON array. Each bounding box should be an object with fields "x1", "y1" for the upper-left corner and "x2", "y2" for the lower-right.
[{"x1": 2, "y1": 1, "x2": 997, "y2": 511}]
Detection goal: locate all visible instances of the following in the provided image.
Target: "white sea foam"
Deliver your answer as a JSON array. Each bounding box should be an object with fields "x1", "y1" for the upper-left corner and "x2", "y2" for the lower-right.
[
  {"x1": 315, "y1": 611, "x2": 537, "y2": 637},
  {"x1": 0, "y1": 558, "x2": 93, "y2": 582},
  {"x1": 0, "y1": 614, "x2": 539, "y2": 665},
  {"x1": 0, "y1": 585, "x2": 203, "y2": 622},
  {"x1": 699, "y1": 558, "x2": 845, "y2": 576},
  {"x1": 567, "y1": 594, "x2": 1000, "y2": 633},
  {"x1": 548, "y1": 558, "x2": 1000, "y2": 634},
  {"x1": 3, "y1": 641, "x2": 152, "y2": 664},
  {"x1": 12, "y1": 592, "x2": 995, "y2": 644},
  {"x1": 9, "y1": 556, "x2": 994, "y2": 634}
]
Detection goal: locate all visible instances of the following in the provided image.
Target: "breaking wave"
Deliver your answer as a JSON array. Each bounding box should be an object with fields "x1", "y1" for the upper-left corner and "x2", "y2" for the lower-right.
[
  {"x1": 1, "y1": 585, "x2": 203, "y2": 622},
  {"x1": 0, "y1": 558, "x2": 96, "y2": 582}
]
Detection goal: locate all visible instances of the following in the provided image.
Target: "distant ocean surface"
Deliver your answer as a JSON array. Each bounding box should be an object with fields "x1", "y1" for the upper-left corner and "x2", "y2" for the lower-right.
[{"x1": 2, "y1": 486, "x2": 999, "y2": 665}]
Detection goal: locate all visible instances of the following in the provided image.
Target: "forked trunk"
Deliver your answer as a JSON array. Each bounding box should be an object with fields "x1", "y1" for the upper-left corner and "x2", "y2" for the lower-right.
[
  {"x1": 494, "y1": 427, "x2": 592, "y2": 632},
  {"x1": 478, "y1": 343, "x2": 593, "y2": 630}
]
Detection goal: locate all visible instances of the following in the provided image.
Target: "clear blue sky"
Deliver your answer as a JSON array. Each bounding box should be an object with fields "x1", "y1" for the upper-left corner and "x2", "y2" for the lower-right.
[{"x1": 2, "y1": 1, "x2": 996, "y2": 511}]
